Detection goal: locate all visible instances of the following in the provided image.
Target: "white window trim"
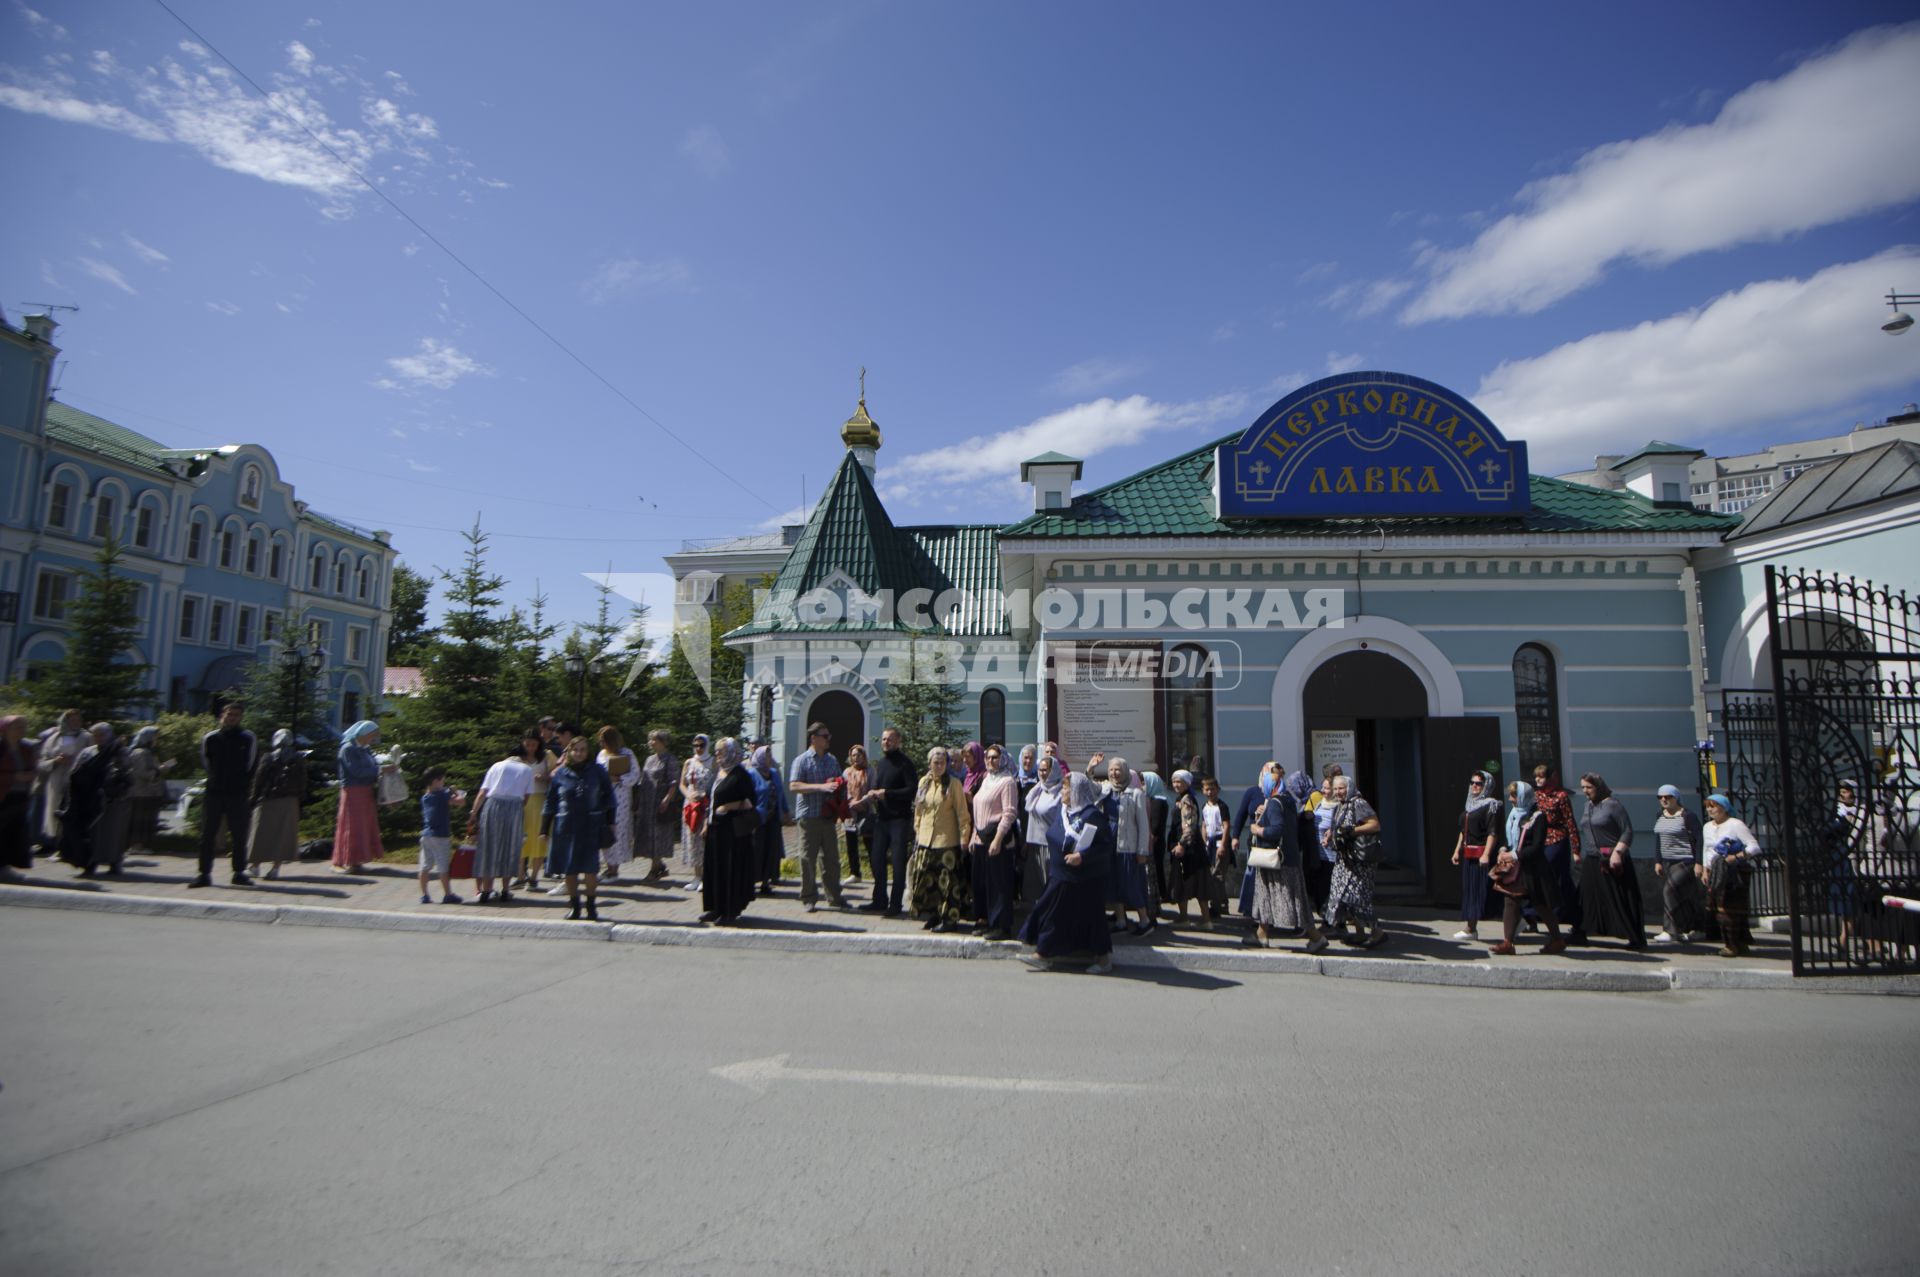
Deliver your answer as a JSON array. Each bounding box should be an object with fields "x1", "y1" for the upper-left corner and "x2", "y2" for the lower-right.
[
  {"x1": 178, "y1": 591, "x2": 207, "y2": 644},
  {"x1": 207, "y1": 596, "x2": 233, "y2": 647},
  {"x1": 346, "y1": 623, "x2": 370, "y2": 664},
  {"x1": 187, "y1": 511, "x2": 214, "y2": 565},
  {"x1": 235, "y1": 603, "x2": 258, "y2": 650},
  {"x1": 91, "y1": 481, "x2": 127, "y2": 543},
  {"x1": 31, "y1": 566, "x2": 76, "y2": 623},
  {"x1": 263, "y1": 611, "x2": 280, "y2": 641},
  {"x1": 45, "y1": 466, "x2": 84, "y2": 534},
  {"x1": 132, "y1": 496, "x2": 163, "y2": 552},
  {"x1": 268, "y1": 535, "x2": 290, "y2": 583}
]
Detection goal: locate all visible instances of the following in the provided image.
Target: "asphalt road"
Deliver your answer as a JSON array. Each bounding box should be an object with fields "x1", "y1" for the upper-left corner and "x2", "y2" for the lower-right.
[{"x1": 1, "y1": 910, "x2": 1915, "y2": 1276}]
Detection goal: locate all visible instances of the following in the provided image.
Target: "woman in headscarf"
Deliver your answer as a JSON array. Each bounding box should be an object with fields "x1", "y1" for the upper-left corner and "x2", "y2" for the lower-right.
[
  {"x1": 750, "y1": 743, "x2": 791, "y2": 895},
  {"x1": 596, "y1": 726, "x2": 638, "y2": 882},
  {"x1": 65, "y1": 722, "x2": 131, "y2": 878},
  {"x1": 701, "y1": 737, "x2": 761, "y2": 924},
  {"x1": 1, "y1": 716, "x2": 38, "y2": 876},
  {"x1": 909, "y1": 746, "x2": 974, "y2": 932},
  {"x1": 959, "y1": 741, "x2": 986, "y2": 802},
  {"x1": 1701, "y1": 793, "x2": 1760, "y2": 958},
  {"x1": 1140, "y1": 769, "x2": 1174, "y2": 906},
  {"x1": 1451, "y1": 769, "x2": 1502, "y2": 942},
  {"x1": 1231, "y1": 763, "x2": 1281, "y2": 920},
  {"x1": 1103, "y1": 756, "x2": 1156, "y2": 936},
  {"x1": 125, "y1": 725, "x2": 173, "y2": 856},
  {"x1": 634, "y1": 729, "x2": 680, "y2": 885},
  {"x1": 469, "y1": 738, "x2": 537, "y2": 904},
  {"x1": 248, "y1": 729, "x2": 307, "y2": 880},
  {"x1": 332, "y1": 720, "x2": 386, "y2": 871},
  {"x1": 968, "y1": 743, "x2": 1022, "y2": 940},
  {"x1": 1573, "y1": 772, "x2": 1645, "y2": 950},
  {"x1": 1323, "y1": 775, "x2": 1387, "y2": 948},
  {"x1": 1651, "y1": 783, "x2": 1707, "y2": 944},
  {"x1": 842, "y1": 742, "x2": 872, "y2": 885},
  {"x1": 1487, "y1": 780, "x2": 1567, "y2": 955},
  {"x1": 1022, "y1": 752, "x2": 1063, "y2": 899},
  {"x1": 1243, "y1": 770, "x2": 1331, "y2": 952},
  {"x1": 679, "y1": 734, "x2": 713, "y2": 889},
  {"x1": 36, "y1": 709, "x2": 87, "y2": 850},
  {"x1": 542, "y1": 735, "x2": 613, "y2": 920},
  {"x1": 1019, "y1": 769, "x2": 1115, "y2": 974},
  {"x1": 1013, "y1": 745, "x2": 1040, "y2": 900},
  {"x1": 1165, "y1": 770, "x2": 1213, "y2": 928}
]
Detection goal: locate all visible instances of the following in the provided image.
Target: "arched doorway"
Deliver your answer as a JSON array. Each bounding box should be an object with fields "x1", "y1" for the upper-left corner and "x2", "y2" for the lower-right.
[
  {"x1": 1303, "y1": 650, "x2": 1430, "y2": 893},
  {"x1": 805, "y1": 688, "x2": 866, "y2": 761}
]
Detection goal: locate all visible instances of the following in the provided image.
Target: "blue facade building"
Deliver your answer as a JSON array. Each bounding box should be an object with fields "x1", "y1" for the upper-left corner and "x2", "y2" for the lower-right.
[{"x1": 0, "y1": 312, "x2": 394, "y2": 729}]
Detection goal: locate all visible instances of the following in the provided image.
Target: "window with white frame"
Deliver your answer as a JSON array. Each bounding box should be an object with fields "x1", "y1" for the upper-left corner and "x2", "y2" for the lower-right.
[
  {"x1": 129, "y1": 582, "x2": 151, "y2": 626},
  {"x1": 92, "y1": 490, "x2": 118, "y2": 540},
  {"x1": 268, "y1": 538, "x2": 286, "y2": 582},
  {"x1": 32, "y1": 568, "x2": 74, "y2": 622},
  {"x1": 1716, "y1": 473, "x2": 1773, "y2": 513},
  {"x1": 208, "y1": 599, "x2": 230, "y2": 646},
  {"x1": 309, "y1": 549, "x2": 327, "y2": 590},
  {"x1": 357, "y1": 563, "x2": 371, "y2": 601},
  {"x1": 219, "y1": 526, "x2": 237, "y2": 570},
  {"x1": 239, "y1": 465, "x2": 263, "y2": 511},
  {"x1": 134, "y1": 500, "x2": 158, "y2": 550},
  {"x1": 1779, "y1": 462, "x2": 1820, "y2": 483},
  {"x1": 187, "y1": 514, "x2": 210, "y2": 563},
  {"x1": 333, "y1": 559, "x2": 348, "y2": 595},
  {"x1": 307, "y1": 618, "x2": 332, "y2": 653},
  {"x1": 178, "y1": 594, "x2": 204, "y2": 643},
  {"x1": 346, "y1": 624, "x2": 368, "y2": 664},
  {"x1": 245, "y1": 531, "x2": 262, "y2": 575},
  {"x1": 47, "y1": 475, "x2": 76, "y2": 530},
  {"x1": 263, "y1": 611, "x2": 280, "y2": 641},
  {"x1": 235, "y1": 605, "x2": 257, "y2": 649}
]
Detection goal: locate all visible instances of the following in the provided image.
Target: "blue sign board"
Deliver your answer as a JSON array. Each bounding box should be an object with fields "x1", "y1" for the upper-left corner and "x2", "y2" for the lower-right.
[{"x1": 1215, "y1": 371, "x2": 1529, "y2": 518}]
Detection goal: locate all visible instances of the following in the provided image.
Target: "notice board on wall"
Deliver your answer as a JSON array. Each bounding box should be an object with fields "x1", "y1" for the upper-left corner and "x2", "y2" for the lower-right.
[{"x1": 1048, "y1": 640, "x2": 1163, "y2": 776}]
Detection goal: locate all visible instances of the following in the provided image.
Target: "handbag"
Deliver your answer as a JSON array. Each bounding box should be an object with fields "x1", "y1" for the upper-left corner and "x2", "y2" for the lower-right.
[
  {"x1": 1489, "y1": 851, "x2": 1525, "y2": 896},
  {"x1": 1247, "y1": 845, "x2": 1281, "y2": 871}
]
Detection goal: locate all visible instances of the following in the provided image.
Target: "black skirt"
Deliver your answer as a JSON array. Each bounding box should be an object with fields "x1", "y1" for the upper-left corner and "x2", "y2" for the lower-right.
[
  {"x1": 1019, "y1": 874, "x2": 1112, "y2": 959},
  {"x1": 1577, "y1": 852, "x2": 1645, "y2": 945}
]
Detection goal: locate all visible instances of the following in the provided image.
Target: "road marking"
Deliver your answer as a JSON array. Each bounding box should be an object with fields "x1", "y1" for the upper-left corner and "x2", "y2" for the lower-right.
[{"x1": 710, "y1": 1054, "x2": 1158, "y2": 1096}]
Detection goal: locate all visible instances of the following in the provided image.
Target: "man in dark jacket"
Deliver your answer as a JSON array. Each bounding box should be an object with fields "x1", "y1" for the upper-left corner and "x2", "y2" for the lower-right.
[
  {"x1": 194, "y1": 702, "x2": 257, "y2": 888},
  {"x1": 865, "y1": 727, "x2": 919, "y2": 916}
]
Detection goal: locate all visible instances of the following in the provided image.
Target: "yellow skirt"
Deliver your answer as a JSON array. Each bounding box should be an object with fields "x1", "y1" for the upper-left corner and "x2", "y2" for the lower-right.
[{"x1": 520, "y1": 797, "x2": 546, "y2": 864}]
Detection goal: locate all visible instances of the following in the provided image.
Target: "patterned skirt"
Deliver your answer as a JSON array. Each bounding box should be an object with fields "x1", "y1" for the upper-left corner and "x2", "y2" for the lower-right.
[
  {"x1": 1326, "y1": 859, "x2": 1377, "y2": 928},
  {"x1": 909, "y1": 843, "x2": 971, "y2": 923},
  {"x1": 1251, "y1": 862, "x2": 1314, "y2": 930},
  {"x1": 474, "y1": 796, "x2": 523, "y2": 878}
]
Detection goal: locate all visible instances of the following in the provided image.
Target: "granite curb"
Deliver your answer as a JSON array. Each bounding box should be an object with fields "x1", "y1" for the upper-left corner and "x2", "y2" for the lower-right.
[{"x1": 5, "y1": 884, "x2": 1917, "y2": 996}]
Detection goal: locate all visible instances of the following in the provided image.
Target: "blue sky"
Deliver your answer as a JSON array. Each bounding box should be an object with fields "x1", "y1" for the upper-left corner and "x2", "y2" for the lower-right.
[{"x1": 6, "y1": 1, "x2": 1919, "y2": 640}]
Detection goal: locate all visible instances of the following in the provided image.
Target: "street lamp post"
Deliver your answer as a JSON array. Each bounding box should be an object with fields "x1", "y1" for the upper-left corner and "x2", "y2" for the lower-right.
[
  {"x1": 564, "y1": 652, "x2": 607, "y2": 725},
  {"x1": 1882, "y1": 289, "x2": 1918, "y2": 335},
  {"x1": 279, "y1": 640, "x2": 328, "y2": 739}
]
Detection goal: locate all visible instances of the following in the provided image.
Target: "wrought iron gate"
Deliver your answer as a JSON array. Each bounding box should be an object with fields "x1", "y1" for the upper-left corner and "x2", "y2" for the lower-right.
[{"x1": 1716, "y1": 566, "x2": 1920, "y2": 975}]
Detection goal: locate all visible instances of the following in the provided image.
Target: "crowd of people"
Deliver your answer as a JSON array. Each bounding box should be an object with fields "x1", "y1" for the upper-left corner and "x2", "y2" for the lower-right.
[{"x1": 7, "y1": 703, "x2": 1905, "y2": 968}]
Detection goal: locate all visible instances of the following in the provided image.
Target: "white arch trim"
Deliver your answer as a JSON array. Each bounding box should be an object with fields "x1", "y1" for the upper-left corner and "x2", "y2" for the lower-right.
[
  {"x1": 1270, "y1": 616, "x2": 1465, "y2": 768},
  {"x1": 793, "y1": 663, "x2": 881, "y2": 755}
]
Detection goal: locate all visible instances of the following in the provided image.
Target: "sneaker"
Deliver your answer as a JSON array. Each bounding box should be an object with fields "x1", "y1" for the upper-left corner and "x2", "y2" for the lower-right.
[
  {"x1": 1305, "y1": 934, "x2": 1330, "y2": 955},
  {"x1": 1651, "y1": 932, "x2": 1675, "y2": 945},
  {"x1": 443, "y1": 892, "x2": 463, "y2": 905},
  {"x1": 1452, "y1": 930, "x2": 1475, "y2": 941},
  {"x1": 805, "y1": 902, "x2": 819, "y2": 913},
  {"x1": 1683, "y1": 930, "x2": 1705, "y2": 942},
  {"x1": 1018, "y1": 953, "x2": 1054, "y2": 971},
  {"x1": 420, "y1": 892, "x2": 432, "y2": 905},
  {"x1": 1087, "y1": 958, "x2": 1115, "y2": 975},
  {"x1": 188, "y1": 874, "x2": 211, "y2": 889},
  {"x1": 687, "y1": 880, "x2": 703, "y2": 893}
]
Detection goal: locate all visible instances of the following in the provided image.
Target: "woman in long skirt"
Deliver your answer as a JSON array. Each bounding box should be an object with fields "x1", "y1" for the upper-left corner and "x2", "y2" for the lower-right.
[
  {"x1": 512, "y1": 732, "x2": 550, "y2": 889},
  {"x1": 701, "y1": 738, "x2": 761, "y2": 924},
  {"x1": 66, "y1": 724, "x2": 131, "y2": 878},
  {"x1": 1103, "y1": 758, "x2": 1154, "y2": 935},
  {"x1": 1702, "y1": 793, "x2": 1760, "y2": 958},
  {"x1": 1019, "y1": 771, "x2": 1115, "y2": 974},
  {"x1": 1487, "y1": 781, "x2": 1567, "y2": 955},
  {"x1": 248, "y1": 730, "x2": 307, "y2": 879},
  {"x1": 1324, "y1": 776, "x2": 1387, "y2": 948},
  {"x1": 750, "y1": 745, "x2": 790, "y2": 894},
  {"x1": 331, "y1": 721, "x2": 385, "y2": 870},
  {"x1": 125, "y1": 726, "x2": 172, "y2": 855},
  {"x1": 596, "y1": 726, "x2": 637, "y2": 881},
  {"x1": 1245, "y1": 771, "x2": 1330, "y2": 952},
  {"x1": 1572, "y1": 772, "x2": 1646, "y2": 950},
  {"x1": 909, "y1": 746, "x2": 974, "y2": 931},
  {"x1": 679, "y1": 735, "x2": 713, "y2": 887},
  {"x1": 1164, "y1": 770, "x2": 1216, "y2": 928},
  {"x1": 633, "y1": 730, "x2": 680, "y2": 884},
  {"x1": 543, "y1": 736, "x2": 613, "y2": 920},
  {"x1": 1452, "y1": 770, "x2": 1501, "y2": 942},
  {"x1": 470, "y1": 742, "x2": 536, "y2": 903},
  {"x1": 1, "y1": 716, "x2": 38, "y2": 875}
]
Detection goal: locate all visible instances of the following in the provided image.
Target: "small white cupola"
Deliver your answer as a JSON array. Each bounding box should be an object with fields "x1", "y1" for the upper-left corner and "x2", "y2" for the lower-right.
[
  {"x1": 1608, "y1": 441, "x2": 1704, "y2": 506},
  {"x1": 1021, "y1": 451, "x2": 1084, "y2": 513}
]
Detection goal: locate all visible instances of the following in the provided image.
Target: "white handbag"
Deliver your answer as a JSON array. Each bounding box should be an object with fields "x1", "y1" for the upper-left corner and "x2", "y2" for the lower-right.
[{"x1": 1247, "y1": 846, "x2": 1281, "y2": 871}]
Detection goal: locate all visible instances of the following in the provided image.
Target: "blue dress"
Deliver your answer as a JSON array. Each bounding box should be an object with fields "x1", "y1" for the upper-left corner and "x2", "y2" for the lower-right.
[
  {"x1": 543, "y1": 761, "x2": 613, "y2": 876},
  {"x1": 1019, "y1": 798, "x2": 1114, "y2": 959}
]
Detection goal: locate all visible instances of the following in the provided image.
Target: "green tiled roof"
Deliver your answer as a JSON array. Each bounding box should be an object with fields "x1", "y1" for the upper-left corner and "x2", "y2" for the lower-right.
[
  {"x1": 1001, "y1": 432, "x2": 1741, "y2": 539},
  {"x1": 44, "y1": 401, "x2": 178, "y2": 477},
  {"x1": 728, "y1": 451, "x2": 1006, "y2": 640}
]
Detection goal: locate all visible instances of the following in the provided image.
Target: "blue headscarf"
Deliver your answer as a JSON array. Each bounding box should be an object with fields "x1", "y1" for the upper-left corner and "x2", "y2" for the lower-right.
[
  {"x1": 1506, "y1": 780, "x2": 1536, "y2": 848},
  {"x1": 343, "y1": 720, "x2": 379, "y2": 744},
  {"x1": 1284, "y1": 769, "x2": 1313, "y2": 806},
  {"x1": 1259, "y1": 761, "x2": 1280, "y2": 796},
  {"x1": 1706, "y1": 792, "x2": 1733, "y2": 814}
]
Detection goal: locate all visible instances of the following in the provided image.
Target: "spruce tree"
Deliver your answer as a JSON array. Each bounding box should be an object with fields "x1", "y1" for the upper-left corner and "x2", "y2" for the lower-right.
[{"x1": 25, "y1": 539, "x2": 154, "y2": 723}]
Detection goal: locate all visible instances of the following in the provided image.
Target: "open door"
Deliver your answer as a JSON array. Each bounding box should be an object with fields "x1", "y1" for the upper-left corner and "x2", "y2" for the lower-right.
[{"x1": 1420, "y1": 716, "x2": 1504, "y2": 910}]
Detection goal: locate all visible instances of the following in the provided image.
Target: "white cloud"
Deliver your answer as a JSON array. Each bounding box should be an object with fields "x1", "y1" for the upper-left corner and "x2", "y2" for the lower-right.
[
  {"x1": 405, "y1": 458, "x2": 438, "y2": 472},
  {"x1": 377, "y1": 338, "x2": 490, "y2": 391},
  {"x1": 885, "y1": 392, "x2": 1248, "y2": 499},
  {"x1": 1474, "y1": 247, "x2": 1920, "y2": 471},
  {"x1": 123, "y1": 233, "x2": 168, "y2": 265},
  {"x1": 679, "y1": 124, "x2": 730, "y2": 177},
  {"x1": 16, "y1": 3, "x2": 66, "y2": 39},
  {"x1": 581, "y1": 256, "x2": 691, "y2": 304},
  {"x1": 1209, "y1": 323, "x2": 1235, "y2": 343},
  {"x1": 1407, "y1": 23, "x2": 1920, "y2": 321},
  {"x1": 0, "y1": 34, "x2": 465, "y2": 217},
  {"x1": 1323, "y1": 351, "x2": 1366, "y2": 376},
  {"x1": 1048, "y1": 356, "x2": 1147, "y2": 397},
  {"x1": 1322, "y1": 276, "x2": 1411, "y2": 318},
  {"x1": 77, "y1": 256, "x2": 135, "y2": 294},
  {"x1": 204, "y1": 299, "x2": 241, "y2": 315},
  {"x1": 758, "y1": 502, "x2": 813, "y2": 531}
]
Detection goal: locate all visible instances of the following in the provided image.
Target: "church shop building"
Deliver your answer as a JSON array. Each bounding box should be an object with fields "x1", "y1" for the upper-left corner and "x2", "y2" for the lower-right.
[{"x1": 709, "y1": 372, "x2": 1917, "y2": 905}]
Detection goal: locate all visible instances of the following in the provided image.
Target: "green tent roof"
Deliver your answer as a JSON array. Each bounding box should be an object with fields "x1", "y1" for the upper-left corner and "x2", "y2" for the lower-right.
[{"x1": 1001, "y1": 432, "x2": 1741, "y2": 539}]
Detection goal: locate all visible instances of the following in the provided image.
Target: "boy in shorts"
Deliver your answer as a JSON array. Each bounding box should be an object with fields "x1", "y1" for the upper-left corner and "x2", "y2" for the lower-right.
[{"x1": 418, "y1": 767, "x2": 465, "y2": 904}]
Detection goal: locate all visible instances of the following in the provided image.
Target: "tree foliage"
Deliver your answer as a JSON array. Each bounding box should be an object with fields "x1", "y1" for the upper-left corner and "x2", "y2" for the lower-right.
[
  {"x1": 13, "y1": 539, "x2": 154, "y2": 723},
  {"x1": 385, "y1": 562, "x2": 435, "y2": 666},
  {"x1": 879, "y1": 638, "x2": 962, "y2": 767}
]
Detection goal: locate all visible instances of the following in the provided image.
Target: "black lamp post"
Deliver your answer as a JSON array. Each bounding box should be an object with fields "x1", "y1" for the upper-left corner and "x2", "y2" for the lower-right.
[
  {"x1": 279, "y1": 641, "x2": 328, "y2": 738},
  {"x1": 564, "y1": 652, "x2": 607, "y2": 725}
]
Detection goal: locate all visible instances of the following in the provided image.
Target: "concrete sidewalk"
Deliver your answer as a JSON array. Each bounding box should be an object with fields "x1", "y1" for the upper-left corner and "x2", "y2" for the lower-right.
[{"x1": 5, "y1": 848, "x2": 1915, "y2": 994}]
